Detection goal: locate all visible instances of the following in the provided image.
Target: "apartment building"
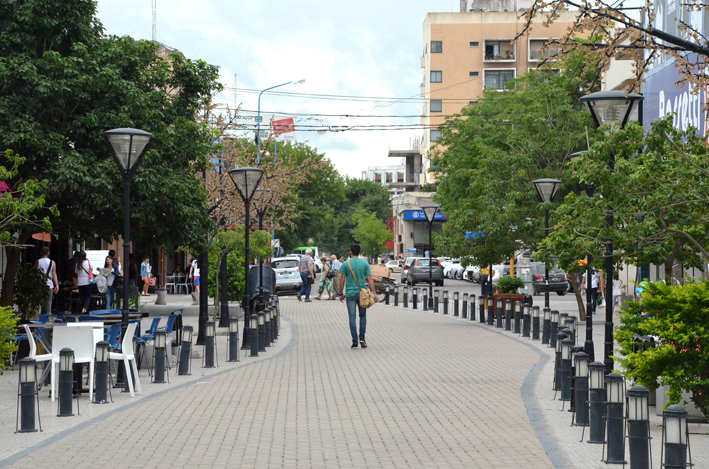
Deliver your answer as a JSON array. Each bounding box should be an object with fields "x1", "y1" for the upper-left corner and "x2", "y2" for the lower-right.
[
  {"x1": 420, "y1": 7, "x2": 578, "y2": 180},
  {"x1": 361, "y1": 164, "x2": 408, "y2": 197}
]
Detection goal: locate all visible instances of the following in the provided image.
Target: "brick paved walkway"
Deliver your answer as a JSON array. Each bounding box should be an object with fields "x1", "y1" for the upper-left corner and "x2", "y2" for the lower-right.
[{"x1": 1, "y1": 298, "x2": 564, "y2": 468}]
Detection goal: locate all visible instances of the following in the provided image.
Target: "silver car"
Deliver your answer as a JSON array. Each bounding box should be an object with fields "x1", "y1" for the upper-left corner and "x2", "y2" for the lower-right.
[{"x1": 272, "y1": 257, "x2": 302, "y2": 293}]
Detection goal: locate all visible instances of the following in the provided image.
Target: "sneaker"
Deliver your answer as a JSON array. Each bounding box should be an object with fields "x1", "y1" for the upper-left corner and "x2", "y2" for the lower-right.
[
  {"x1": 351, "y1": 343, "x2": 358, "y2": 349},
  {"x1": 297, "y1": 294, "x2": 302, "y2": 302},
  {"x1": 359, "y1": 340, "x2": 367, "y2": 349}
]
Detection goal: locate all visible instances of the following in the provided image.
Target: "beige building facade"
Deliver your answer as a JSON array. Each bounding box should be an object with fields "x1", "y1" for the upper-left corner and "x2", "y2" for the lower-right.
[{"x1": 420, "y1": 10, "x2": 578, "y2": 180}]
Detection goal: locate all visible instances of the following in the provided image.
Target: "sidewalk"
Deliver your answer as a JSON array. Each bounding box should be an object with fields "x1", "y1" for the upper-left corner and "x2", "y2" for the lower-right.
[{"x1": 0, "y1": 293, "x2": 706, "y2": 468}]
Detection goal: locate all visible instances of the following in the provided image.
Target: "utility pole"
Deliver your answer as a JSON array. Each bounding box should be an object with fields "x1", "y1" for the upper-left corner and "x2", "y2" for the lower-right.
[{"x1": 152, "y1": 0, "x2": 157, "y2": 42}]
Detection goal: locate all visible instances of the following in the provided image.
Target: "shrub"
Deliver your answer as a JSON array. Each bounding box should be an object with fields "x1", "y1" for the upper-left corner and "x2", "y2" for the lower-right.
[
  {"x1": 0, "y1": 306, "x2": 18, "y2": 369},
  {"x1": 496, "y1": 276, "x2": 525, "y2": 294},
  {"x1": 616, "y1": 281, "x2": 709, "y2": 418},
  {"x1": 13, "y1": 263, "x2": 49, "y2": 321}
]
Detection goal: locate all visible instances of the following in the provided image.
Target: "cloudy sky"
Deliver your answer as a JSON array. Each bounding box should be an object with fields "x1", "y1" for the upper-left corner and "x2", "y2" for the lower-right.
[{"x1": 96, "y1": 0, "x2": 459, "y2": 177}]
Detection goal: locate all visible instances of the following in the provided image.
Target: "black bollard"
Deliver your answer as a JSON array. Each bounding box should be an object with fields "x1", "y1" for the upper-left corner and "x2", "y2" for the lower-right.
[
  {"x1": 478, "y1": 296, "x2": 485, "y2": 323},
  {"x1": 469, "y1": 294, "x2": 476, "y2": 321},
  {"x1": 487, "y1": 296, "x2": 495, "y2": 325},
  {"x1": 403, "y1": 287, "x2": 409, "y2": 308},
  {"x1": 604, "y1": 373, "x2": 626, "y2": 464},
  {"x1": 412, "y1": 287, "x2": 418, "y2": 309},
  {"x1": 549, "y1": 310, "x2": 559, "y2": 348},
  {"x1": 394, "y1": 286, "x2": 399, "y2": 307},
  {"x1": 265, "y1": 308, "x2": 272, "y2": 348},
  {"x1": 257, "y1": 312, "x2": 266, "y2": 353},
  {"x1": 461, "y1": 293, "x2": 468, "y2": 319},
  {"x1": 560, "y1": 339, "x2": 574, "y2": 401},
  {"x1": 179, "y1": 326, "x2": 194, "y2": 374},
  {"x1": 454, "y1": 292, "x2": 459, "y2": 317},
  {"x1": 504, "y1": 299, "x2": 512, "y2": 331},
  {"x1": 204, "y1": 321, "x2": 216, "y2": 368},
  {"x1": 569, "y1": 345, "x2": 584, "y2": 412},
  {"x1": 514, "y1": 301, "x2": 522, "y2": 334},
  {"x1": 154, "y1": 329, "x2": 168, "y2": 382},
  {"x1": 541, "y1": 307, "x2": 551, "y2": 344},
  {"x1": 532, "y1": 306, "x2": 540, "y2": 340},
  {"x1": 423, "y1": 291, "x2": 428, "y2": 311},
  {"x1": 228, "y1": 317, "x2": 239, "y2": 362},
  {"x1": 443, "y1": 291, "x2": 449, "y2": 315},
  {"x1": 434, "y1": 290, "x2": 439, "y2": 313},
  {"x1": 496, "y1": 297, "x2": 503, "y2": 328},
  {"x1": 627, "y1": 385, "x2": 651, "y2": 469},
  {"x1": 385, "y1": 285, "x2": 390, "y2": 305},
  {"x1": 662, "y1": 405, "x2": 690, "y2": 469},
  {"x1": 58, "y1": 348, "x2": 75, "y2": 417},
  {"x1": 93, "y1": 341, "x2": 110, "y2": 404},
  {"x1": 250, "y1": 313, "x2": 259, "y2": 357},
  {"x1": 522, "y1": 304, "x2": 530, "y2": 337},
  {"x1": 553, "y1": 331, "x2": 568, "y2": 392},
  {"x1": 17, "y1": 358, "x2": 39, "y2": 433},
  {"x1": 587, "y1": 362, "x2": 606, "y2": 444},
  {"x1": 573, "y1": 352, "x2": 589, "y2": 426}
]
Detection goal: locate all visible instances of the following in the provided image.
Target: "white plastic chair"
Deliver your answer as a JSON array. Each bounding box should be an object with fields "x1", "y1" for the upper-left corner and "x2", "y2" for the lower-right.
[
  {"x1": 51, "y1": 326, "x2": 96, "y2": 401},
  {"x1": 22, "y1": 324, "x2": 52, "y2": 364},
  {"x1": 108, "y1": 322, "x2": 142, "y2": 397},
  {"x1": 165, "y1": 274, "x2": 176, "y2": 294}
]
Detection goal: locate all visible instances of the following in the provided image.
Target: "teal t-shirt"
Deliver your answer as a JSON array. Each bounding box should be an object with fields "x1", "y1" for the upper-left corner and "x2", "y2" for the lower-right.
[{"x1": 339, "y1": 257, "x2": 372, "y2": 298}]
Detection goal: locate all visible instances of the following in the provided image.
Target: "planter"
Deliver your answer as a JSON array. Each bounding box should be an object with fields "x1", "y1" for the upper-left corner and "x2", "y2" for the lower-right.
[
  {"x1": 155, "y1": 289, "x2": 167, "y2": 305},
  {"x1": 493, "y1": 293, "x2": 525, "y2": 305}
]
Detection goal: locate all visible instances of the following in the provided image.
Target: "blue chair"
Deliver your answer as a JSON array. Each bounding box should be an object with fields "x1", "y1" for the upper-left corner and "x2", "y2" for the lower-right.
[
  {"x1": 106, "y1": 324, "x2": 122, "y2": 350},
  {"x1": 136, "y1": 317, "x2": 161, "y2": 374},
  {"x1": 64, "y1": 316, "x2": 77, "y2": 323},
  {"x1": 90, "y1": 309, "x2": 122, "y2": 316}
]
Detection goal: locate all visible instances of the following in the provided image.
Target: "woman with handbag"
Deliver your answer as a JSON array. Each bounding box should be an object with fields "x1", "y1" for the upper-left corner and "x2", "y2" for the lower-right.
[
  {"x1": 337, "y1": 243, "x2": 379, "y2": 349},
  {"x1": 315, "y1": 257, "x2": 335, "y2": 300},
  {"x1": 140, "y1": 257, "x2": 152, "y2": 296},
  {"x1": 76, "y1": 251, "x2": 94, "y2": 313}
]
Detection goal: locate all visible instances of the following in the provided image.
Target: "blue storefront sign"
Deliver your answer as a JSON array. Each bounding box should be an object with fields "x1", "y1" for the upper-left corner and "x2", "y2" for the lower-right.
[
  {"x1": 403, "y1": 210, "x2": 447, "y2": 221},
  {"x1": 643, "y1": 55, "x2": 707, "y2": 138}
]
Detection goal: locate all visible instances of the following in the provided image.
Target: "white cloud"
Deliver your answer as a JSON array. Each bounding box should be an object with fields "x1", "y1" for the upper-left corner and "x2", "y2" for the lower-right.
[{"x1": 96, "y1": 0, "x2": 456, "y2": 177}]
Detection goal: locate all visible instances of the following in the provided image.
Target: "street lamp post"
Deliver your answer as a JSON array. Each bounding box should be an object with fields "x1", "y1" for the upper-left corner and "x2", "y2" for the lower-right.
[
  {"x1": 579, "y1": 90, "x2": 643, "y2": 374},
  {"x1": 104, "y1": 128, "x2": 154, "y2": 335},
  {"x1": 254, "y1": 188, "x2": 273, "y2": 304},
  {"x1": 532, "y1": 178, "x2": 562, "y2": 310},
  {"x1": 421, "y1": 204, "x2": 440, "y2": 309},
  {"x1": 228, "y1": 168, "x2": 265, "y2": 353},
  {"x1": 257, "y1": 80, "x2": 306, "y2": 163}
]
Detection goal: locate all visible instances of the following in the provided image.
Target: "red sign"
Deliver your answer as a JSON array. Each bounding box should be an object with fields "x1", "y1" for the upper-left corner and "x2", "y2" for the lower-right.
[{"x1": 272, "y1": 118, "x2": 295, "y2": 136}]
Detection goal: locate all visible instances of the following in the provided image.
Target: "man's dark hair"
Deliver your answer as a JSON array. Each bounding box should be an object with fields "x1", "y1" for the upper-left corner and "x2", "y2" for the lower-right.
[
  {"x1": 40, "y1": 246, "x2": 49, "y2": 256},
  {"x1": 350, "y1": 244, "x2": 361, "y2": 256}
]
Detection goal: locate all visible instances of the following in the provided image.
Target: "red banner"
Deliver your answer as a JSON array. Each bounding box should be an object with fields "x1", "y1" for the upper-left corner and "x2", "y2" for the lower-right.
[{"x1": 272, "y1": 117, "x2": 295, "y2": 136}]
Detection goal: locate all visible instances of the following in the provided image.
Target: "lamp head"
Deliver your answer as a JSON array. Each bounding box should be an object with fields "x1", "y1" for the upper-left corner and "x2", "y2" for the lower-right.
[
  {"x1": 579, "y1": 90, "x2": 644, "y2": 128},
  {"x1": 103, "y1": 128, "x2": 154, "y2": 176},
  {"x1": 532, "y1": 178, "x2": 562, "y2": 203},
  {"x1": 228, "y1": 167, "x2": 264, "y2": 202},
  {"x1": 420, "y1": 203, "x2": 440, "y2": 223}
]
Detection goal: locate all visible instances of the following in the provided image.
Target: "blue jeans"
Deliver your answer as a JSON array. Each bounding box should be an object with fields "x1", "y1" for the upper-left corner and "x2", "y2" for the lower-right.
[
  {"x1": 346, "y1": 295, "x2": 367, "y2": 344},
  {"x1": 105, "y1": 286, "x2": 116, "y2": 309},
  {"x1": 299, "y1": 272, "x2": 312, "y2": 299}
]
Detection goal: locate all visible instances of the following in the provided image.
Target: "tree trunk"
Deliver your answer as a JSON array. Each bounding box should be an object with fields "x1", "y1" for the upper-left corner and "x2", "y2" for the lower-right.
[
  {"x1": 570, "y1": 275, "x2": 586, "y2": 321},
  {"x1": 664, "y1": 240, "x2": 682, "y2": 283},
  {"x1": 0, "y1": 245, "x2": 21, "y2": 307}
]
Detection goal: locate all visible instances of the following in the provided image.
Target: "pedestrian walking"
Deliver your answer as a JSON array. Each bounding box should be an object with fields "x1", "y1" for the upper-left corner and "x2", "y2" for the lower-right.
[
  {"x1": 582, "y1": 269, "x2": 603, "y2": 313},
  {"x1": 315, "y1": 257, "x2": 335, "y2": 300},
  {"x1": 297, "y1": 248, "x2": 314, "y2": 302},
  {"x1": 338, "y1": 243, "x2": 379, "y2": 349},
  {"x1": 330, "y1": 254, "x2": 341, "y2": 299},
  {"x1": 34, "y1": 246, "x2": 58, "y2": 316},
  {"x1": 102, "y1": 256, "x2": 121, "y2": 308},
  {"x1": 189, "y1": 258, "x2": 200, "y2": 293},
  {"x1": 612, "y1": 274, "x2": 623, "y2": 308},
  {"x1": 76, "y1": 251, "x2": 93, "y2": 313},
  {"x1": 141, "y1": 257, "x2": 152, "y2": 296}
]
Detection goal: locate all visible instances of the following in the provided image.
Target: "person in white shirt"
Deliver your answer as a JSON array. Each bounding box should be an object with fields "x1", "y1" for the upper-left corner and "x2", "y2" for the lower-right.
[
  {"x1": 612, "y1": 274, "x2": 623, "y2": 307},
  {"x1": 582, "y1": 270, "x2": 603, "y2": 313},
  {"x1": 330, "y1": 254, "x2": 342, "y2": 298},
  {"x1": 34, "y1": 246, "x2": 59, "y2": 316},
  {"x1": 189, "y1": 258, "x2": 200, "y2": 293}
]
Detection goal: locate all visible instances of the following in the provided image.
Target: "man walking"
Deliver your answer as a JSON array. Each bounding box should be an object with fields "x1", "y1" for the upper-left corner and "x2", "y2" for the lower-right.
[
  {"x1": 330, "y1": 254, "x2": 341, "y2": 299},
  {"x1": 338, "y1": 243, "x2": 379, "y2": 349},
  {"x1": 34, "y1": 246, "x2": 59, "y2": 316},
  {"x1": 297, "y1": 248, "x2": 314, "y2": 302}
]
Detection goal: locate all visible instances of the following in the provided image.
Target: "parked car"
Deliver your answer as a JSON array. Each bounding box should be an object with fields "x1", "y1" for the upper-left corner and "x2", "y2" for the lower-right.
[
  {"x1": 405, "y1": 257, "x2": 444, "y2": 286},
  {"x1": 518, "y1": 262, "x2": 568, "y2": 296},
  {"x1": 444, "y1": 259, "x2": 465, "y2": 279},
  {"x1": 386, "y1": 259, "x2": 403, "y2": 273},
  {"x1": 272, "y1": 257, "x2": 302, "y2": 294},
  {"x1": 463, "y1": 265, "x2": 481, "y2": 283}
]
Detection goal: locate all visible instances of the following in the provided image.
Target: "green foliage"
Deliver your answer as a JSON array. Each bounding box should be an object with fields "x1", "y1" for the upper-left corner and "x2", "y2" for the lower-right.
[
  {"x1": 13, "y1": 264, "x2": 49, "y2": 321},
  {"x1": 352, "y1": 209, "x2": 393, "y2": 261},
  {"x1": 0, "y1": 306, "x2": 18, "y2": 369},
  {"x1": 616, "y1": 281, "x2": 709, "y2": 418},
  {"x1": 434, "y1": 71, "x2": 592, "y2": 268},
  {"x1": 206, "y1": 228, "x2": 273, "y2": 302},
  {"x1": 0, "y1": 150, "x2": 58, "y2": 246},
  {"x1": 495, "y1": 276, "x2": 525, "y2": 294}
]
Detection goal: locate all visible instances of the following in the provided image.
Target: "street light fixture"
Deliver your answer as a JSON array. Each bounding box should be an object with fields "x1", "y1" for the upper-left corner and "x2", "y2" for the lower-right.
[
  {"x1": 579, "y1": 90, "x2": 643, "y2": 375},
  {"x1": 421, "y1": 203, "x2": 440, "y2": 309},
  {"x1": 257, "y1": 79, "x2": 306, "y2": 163},
  {"x1": 103, "y1": 128, "x2": 154, "y2": 336},
  {"x1": 532, "y1": 178, "x2": 562, "y2": 311},
  {"x1": 228, "y1": 167, "x2": 264, "y2": 352}
]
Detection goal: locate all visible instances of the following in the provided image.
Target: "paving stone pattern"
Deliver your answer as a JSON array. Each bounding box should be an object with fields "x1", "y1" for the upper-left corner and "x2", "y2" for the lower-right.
[{"x1": 3, "y1": 298, "x2": 554, "y2": 469}]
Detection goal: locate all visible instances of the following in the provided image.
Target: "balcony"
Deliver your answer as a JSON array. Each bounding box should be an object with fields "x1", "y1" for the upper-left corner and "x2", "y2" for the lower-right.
[
  {"x1": 529, "y1": 39, "x2": 559, "y2": 61},
  {"x1": 484, "y1": 40, "x2": 515, "y2": 62}
]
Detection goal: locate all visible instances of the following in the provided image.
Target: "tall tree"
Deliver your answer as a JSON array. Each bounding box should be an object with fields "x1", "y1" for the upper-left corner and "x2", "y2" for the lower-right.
[
  {"x1": 352, "y1": 209, "x2": 393, "y2": 261},
  {"x1": 0, "y1": 0, "x2": 221, "y2": 304}
]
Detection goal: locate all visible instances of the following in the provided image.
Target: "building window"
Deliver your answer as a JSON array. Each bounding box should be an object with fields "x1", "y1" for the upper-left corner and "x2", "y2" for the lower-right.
[
  {"x1": 469, "y1": 71, "x2": 479, "y2": 77},
  {"x1": 484, "y1": 70, "x2": 515, "y2": 90},
  {"x1": 375, "y1": 173, "x2": 381, "y2": 183},
  {"x1": 529, "y1": 39, "x2": 559, "y2": 61},
  {"x1": 430, "y1": 71, "x2": 442, "y2": 83},
  {"x1": 386, "y1": 173, "x2": 393, "y2": 183},
  {"x1": 398, "y1": 172, "x2": 405, "y2": 183},
  {"x1": 431, "y1": 41, "x2": 442, "y2": 53},
  {"x1": 430, "y1": 129, "x2": 442, "y2": 142},
  {"x1": 469, "y1": 41, "x2": 479, "y2": 47},
  {"x1": 430, "y1": 100, "x2": 442, "y2": 112},
  {"x1": 484, "y1": 40, "x2": 515, "y2": 61}
]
